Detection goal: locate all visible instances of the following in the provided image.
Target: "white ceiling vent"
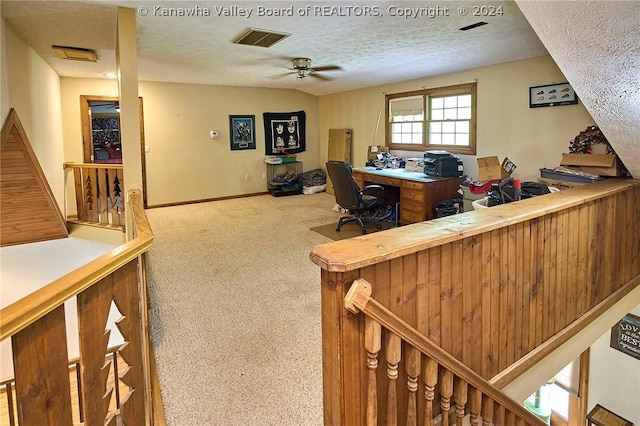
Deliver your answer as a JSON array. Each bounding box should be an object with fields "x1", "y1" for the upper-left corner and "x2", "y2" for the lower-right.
[
  {"x1": 232, "y1": 28, "x2": 290, "y2": 48},
  {"x1": 52, "y1": 45, "x2": 98, "y2": 62}
]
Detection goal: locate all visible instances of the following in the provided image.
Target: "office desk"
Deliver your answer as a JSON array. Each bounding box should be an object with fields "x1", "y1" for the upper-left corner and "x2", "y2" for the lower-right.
[{"x1": 352, "y1": 167, "x2": 464, "y2": 224}]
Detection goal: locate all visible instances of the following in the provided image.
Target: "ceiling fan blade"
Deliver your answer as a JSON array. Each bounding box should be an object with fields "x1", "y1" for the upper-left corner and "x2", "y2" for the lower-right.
[
  {"x1": 269, "y1": 71, "x2": 296, "y2": 79},
  {"x1": 310, "y1": 73, "x2": 334, "y2": 81},
  {"x1": 313, "y1": 65, "x2": 342, "y2": 72}
]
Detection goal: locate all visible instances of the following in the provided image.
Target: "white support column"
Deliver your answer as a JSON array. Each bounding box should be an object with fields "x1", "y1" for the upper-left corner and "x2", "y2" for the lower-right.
[{"x1": 116, "y1": 7, "x2": 143, "y2": 195}]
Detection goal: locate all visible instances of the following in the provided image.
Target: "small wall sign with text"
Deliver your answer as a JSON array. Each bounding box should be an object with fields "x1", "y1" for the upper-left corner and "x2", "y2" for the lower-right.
[
  {"x1": 610, "y1": 312, "x2": 640, "y2": 361},
  {"x1": 529, "y1": 82, "x2": 578, "y2": 108}
]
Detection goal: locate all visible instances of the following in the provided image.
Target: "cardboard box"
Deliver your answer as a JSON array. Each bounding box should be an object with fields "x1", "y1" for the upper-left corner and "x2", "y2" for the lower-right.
[
  {"x1": 477, "y1": 156, "x2": 516, "y2": 181},
  {"x1": 560, "y1": 153, "x2": 622, "y2": 177}
]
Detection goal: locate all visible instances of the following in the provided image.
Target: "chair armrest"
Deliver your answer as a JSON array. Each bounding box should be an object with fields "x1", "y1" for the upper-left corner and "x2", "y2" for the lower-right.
[
  {"x1": 362, "y1": 184, "x2": 384, "y2": 192},
  {"x1": 360, "y1": 184, "x2": 384, "y2": 198}
]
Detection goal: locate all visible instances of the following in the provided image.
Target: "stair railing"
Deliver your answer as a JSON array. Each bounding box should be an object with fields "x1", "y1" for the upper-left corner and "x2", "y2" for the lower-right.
[
  {"x1": 345, "y1": 278, "x2": 547, "y2": 426},
  {"x1": 311, "y1": 178, "x2": 640, "y2": 425},
  {"x1": 0, "y1": 189, "x2": 156, "y2": 425},
  {"x1": 64, "y1": 162, "x2": 125, "y2": 228}
]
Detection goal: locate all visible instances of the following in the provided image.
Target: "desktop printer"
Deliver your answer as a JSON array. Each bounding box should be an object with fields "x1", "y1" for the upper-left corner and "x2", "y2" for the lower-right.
[{"x1": 423, "y1": 150, "x2": 464, "y2": 177}]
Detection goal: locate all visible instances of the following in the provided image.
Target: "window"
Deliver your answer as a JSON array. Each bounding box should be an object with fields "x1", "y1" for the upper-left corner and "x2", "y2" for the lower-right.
[
  {"x1": 523, "y1": 352, "x2": 589, "y2": 426},
  {"x1": 386, "y1": 83, "x2": 477, "y2": 155}
]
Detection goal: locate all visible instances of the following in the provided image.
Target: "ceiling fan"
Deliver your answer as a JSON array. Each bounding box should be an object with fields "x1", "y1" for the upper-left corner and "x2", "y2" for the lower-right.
[{"x1": 284, "y1": 57, "x2": 342, "y2": 80}]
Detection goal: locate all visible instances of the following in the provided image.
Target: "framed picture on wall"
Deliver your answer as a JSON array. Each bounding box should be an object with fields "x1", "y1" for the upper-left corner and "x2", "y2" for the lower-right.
[
  {"x1": 263, "y1": 110, "x2": 306, "y2": 155},
  {"x1": 529, "y1": 82, "x2": 578, "y2": 108},
  {"x1": 229, "y1": 115, "x2": 256, "y2": 150}
]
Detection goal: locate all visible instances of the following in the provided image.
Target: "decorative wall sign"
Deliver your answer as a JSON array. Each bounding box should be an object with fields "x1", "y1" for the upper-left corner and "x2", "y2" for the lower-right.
[
  {"x1": 529, "y1": 82, "x2": 578, "y2": 108},
  {"x1": 229, "y1": 115, "x2": 256, "y2": 150},
  {"x1": 610, "y1": 313, "x2": 640, "y2": 360},
  {"x1": 263, "y1": 110, "x2": 306, "y2": 155}
]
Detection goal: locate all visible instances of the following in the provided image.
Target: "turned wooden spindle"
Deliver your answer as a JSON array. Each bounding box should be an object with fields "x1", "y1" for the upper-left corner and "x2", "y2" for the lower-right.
[
  {"x1": 440, "y1": 369, "x2": 454, "y2": 426},
  {"x1": 482, "y1": 396, "x2": 494, "y2": 426},
  {"x1": 405, "y1": 347, "x2": 420, "y2": 426},
  {"x1": 468, "y1": 387, "x2": 483, "y2": 426},
  {"x1": 494, "y1": 404, "x2": 506, "y2": 426},
  {"x1": 423, "y1": 357, "x2": 438, "y2": 426},
  {"x1": 386, "y1": 332, "x2": 401, "y2": 426},
  {"x1": 365, "y1": 316, "x2": 382, "y2": 426},
  {"x1": 453, "y1": 377, "x2": 468, "y2": 426}
]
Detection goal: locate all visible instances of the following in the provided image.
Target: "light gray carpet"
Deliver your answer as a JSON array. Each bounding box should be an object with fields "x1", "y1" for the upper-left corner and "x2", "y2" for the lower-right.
[{"x1": 144, "y1": 192, "x2": 340, "y2": 425}]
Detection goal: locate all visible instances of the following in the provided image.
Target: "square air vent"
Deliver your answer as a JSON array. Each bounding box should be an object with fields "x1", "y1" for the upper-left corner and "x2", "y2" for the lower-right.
[
  {"x1": 232, "y1": 28, "x2": 290, "y2": 48},
  {"x1": 52, "y1": 45, "x2": 98, "y2": 62}
]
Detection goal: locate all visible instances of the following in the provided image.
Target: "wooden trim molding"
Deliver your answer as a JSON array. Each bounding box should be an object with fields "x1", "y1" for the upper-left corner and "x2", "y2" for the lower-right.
[{"x1": 1, "y1": 108, "x2": 68, "y2": 246}]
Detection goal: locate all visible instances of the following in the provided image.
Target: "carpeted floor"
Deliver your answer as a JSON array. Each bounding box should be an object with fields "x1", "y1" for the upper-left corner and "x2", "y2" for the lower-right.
[{"x1": 144, "y1": 192, "x2": 342, "y2": 425}]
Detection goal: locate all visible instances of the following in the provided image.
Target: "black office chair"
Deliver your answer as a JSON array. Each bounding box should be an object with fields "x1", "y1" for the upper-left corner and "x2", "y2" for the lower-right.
[{"x1": 326, "y1": 161, "x2": 386, "y2": 234}]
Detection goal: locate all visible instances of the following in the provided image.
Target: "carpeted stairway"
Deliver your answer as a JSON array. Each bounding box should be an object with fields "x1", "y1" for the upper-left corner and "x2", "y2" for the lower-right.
[{"x1": 144, "y1": 192, "x2": 341, "y2": 425}]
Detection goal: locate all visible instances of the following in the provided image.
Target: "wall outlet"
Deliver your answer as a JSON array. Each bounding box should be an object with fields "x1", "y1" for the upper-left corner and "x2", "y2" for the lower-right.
[
  {"x1": 244, "y1": 174, "x2": 250, "y2": 181},
  {"x1": 262, "y1": 172, "x2": 267, "y2": 179},
  {"x1": 210, "y1": 130, "x2": 219, "y2": 139}
]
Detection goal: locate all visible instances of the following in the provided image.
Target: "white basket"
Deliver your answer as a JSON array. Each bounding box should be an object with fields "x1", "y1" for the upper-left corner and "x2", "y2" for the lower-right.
[
  {"x1": 472, "y1": 187, "x2": 558, "y2": 210},
  {"x1": 472, "y1": 197, "x2": 489, "y2": 210}
]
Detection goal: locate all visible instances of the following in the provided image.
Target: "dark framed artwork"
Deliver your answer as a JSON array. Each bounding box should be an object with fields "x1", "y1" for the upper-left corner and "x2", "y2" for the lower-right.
[
  {"x1": 529, "y1": 82, "x2": 578, "y2": 108},
  {"x1": 229, "y1": 115, "x2": 256, "y2": 150},
  {"x1": 263, "y1": 110, "x2": 306, "y2": 155}
]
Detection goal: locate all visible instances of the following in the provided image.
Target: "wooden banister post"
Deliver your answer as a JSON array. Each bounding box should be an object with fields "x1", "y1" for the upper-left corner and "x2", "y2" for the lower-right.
[
  {"x1": 345, "y1": 278, "x2": 373, "y2": 313},
  {"x1": 482, "y1": 396, "x2": 494, "y2": 426},
  {"x1": 405, "y1": 347, "x2": 420, "y2": 426},
  {"x1": 440, "y1": 370, "x2": 454, "y2": 426},
  {"x1": 454, "y1": 377, "x2": 468, "y2": 426},
  {"x1": 469, "y1": 387, "x2": 482, "y2": 425},
  {"x1": 385, "y1": 332, "x2": 401, "y2": 426},
  {"x1": 365, "y1": 316, "x2": 381, "y2": 426},
  {"x1": 423, "y1": 357, "x2": 438, "y2": 426}
]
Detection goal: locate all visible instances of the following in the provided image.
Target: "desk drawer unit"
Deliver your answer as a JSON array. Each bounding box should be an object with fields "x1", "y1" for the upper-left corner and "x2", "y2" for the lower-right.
[
  {"x1": 400, "y1": 180, "x2": 426, "y2": 223},
  {"x1": 364, "y1": 173, "x2": 402, "y2": 187}
]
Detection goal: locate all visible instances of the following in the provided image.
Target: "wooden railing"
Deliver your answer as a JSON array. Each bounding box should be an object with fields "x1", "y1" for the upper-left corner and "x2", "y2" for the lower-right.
[
  {"x1": 1, "y1": 346, "x2": 127, "y2": 424},
  {"x1": 345, "y1": 278, "x2": 546, "y2": 426},
  {"x1": 0, "y1": 189, "x2": 156, "y2": 425},
  {"x1": 64, "y1": 162, "x2": 125, "y2": 228},
  {"x1": 310, "y1": 178, "x2": 640, "y2": 425}
]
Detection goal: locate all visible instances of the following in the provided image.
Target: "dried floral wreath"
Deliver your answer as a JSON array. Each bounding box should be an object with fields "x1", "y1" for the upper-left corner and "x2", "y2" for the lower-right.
[{"x1": 569, "y1": 125, "x2": 614, "y2": 154}]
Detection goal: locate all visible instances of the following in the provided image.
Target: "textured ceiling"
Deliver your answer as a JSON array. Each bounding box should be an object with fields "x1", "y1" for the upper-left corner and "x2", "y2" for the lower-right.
[
  {"x1": 1, "y1": 0, "x2": 549, "y2": 96},
  {"x1": 516, "y1": 0, "x2": 640, "y2": 178}
]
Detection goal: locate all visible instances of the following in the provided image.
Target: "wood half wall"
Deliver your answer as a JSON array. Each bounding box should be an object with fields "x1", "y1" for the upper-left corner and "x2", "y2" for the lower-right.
[
  {"x1": 1, "y1": 109, "x2": 68, "y2": 247},
  {"x1": 310, "y1": 179, "x2": 640, "y2": 425}
]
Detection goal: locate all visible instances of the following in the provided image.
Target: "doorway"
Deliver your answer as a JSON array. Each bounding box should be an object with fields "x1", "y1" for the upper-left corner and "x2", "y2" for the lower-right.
[{"x1": 80, "y1": 95, "x2": 148, "y2": 207}]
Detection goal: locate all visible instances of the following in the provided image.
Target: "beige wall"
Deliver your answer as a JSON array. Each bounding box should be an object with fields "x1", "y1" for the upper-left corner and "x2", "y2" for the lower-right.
[
  {"x1": 60, "y1": 78, "x2": 320, "y2": 207},
  {"x1": 318, "y1": 55, "x2": 595, "y2": 182},
  {"x1": 589, "y1": 304, "x2": 640, "y2": 425},
  {"x1": 138, "y1": 81, "x2": 319, "y2": 206},
  {"x1": 1, "y1": 20, "x2": 65, "y2": 211}
]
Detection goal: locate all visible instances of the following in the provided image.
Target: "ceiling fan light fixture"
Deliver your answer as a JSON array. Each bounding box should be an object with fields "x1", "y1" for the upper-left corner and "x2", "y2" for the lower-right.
[{"x1": 292, "y1": 58, "x2": 313, "y2": 79}]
